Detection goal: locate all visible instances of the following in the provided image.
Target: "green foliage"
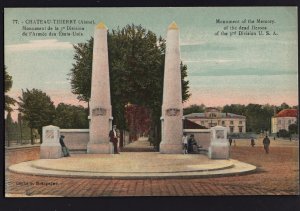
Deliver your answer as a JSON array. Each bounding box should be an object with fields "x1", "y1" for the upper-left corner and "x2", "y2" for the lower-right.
[
  {"x1": 53, "y1": 103, "x2": 89, "y2": 129},
  {"x1": 18, "y1": 89, "x2": 56, "y2": 142},
  {"x1": 5, "y1": 113, "x2": 33, "y2": 144},
  {"x1": 69, "y1": 24, "x2": 191, "y2": 148},
  {"x1": 278, "y1": 129, "x2": 290, "y2": 137},
  {"x1": 277, "y1": 102, "x2": 290, "y2": 112},
  {"x1": 222, "y1": 104, "x2": 246, "y2": 115},
  {"x1": 288, "y1": 123, "x2": 298, "y2": 134},
  {"x1": 183, "y1": 104, "x2": 206, "y2": 115},
  {"x1": 69, "y1": 38, "x2": 93, "y2": 102},
  {"x1": 222, "y1": 103, "x2": 275, "y2": 133},
  {"x1": 181, "y1": 62, "x2": 191, "y2": 102},
  {"x1": 4, "y1": 66, "x2": 16, "y2": 112}
]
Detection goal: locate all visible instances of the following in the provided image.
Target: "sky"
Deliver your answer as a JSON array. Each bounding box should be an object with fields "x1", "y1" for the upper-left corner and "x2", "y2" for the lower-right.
[{"x1": 4, "y1": 7, "x2": 298, "y2": 120}]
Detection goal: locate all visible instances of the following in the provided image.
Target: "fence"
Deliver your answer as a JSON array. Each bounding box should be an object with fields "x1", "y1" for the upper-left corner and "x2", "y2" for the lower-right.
[{"x1": 5, "y1": 127, "x2": 40, "y2": 147}]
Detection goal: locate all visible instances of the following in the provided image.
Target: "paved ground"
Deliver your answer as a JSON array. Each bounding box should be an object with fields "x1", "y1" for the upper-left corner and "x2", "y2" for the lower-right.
[{"x1": 5, "y1": 138, "x2": 299, "y2": 196}]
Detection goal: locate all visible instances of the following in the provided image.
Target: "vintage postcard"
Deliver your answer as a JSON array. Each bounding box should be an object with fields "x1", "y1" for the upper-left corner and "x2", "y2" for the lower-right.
[{"x1": 4, "y1": 7, "x2": 298, "y2": 197}]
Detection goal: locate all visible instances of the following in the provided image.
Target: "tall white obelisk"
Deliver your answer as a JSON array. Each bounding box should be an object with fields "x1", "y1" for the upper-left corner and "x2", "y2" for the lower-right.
[
  {"x1": 87, "y1": 22, "x2": 113, "y2": 154},
  {"x1": 160, "y1": 22, "x2": 183, "y2": 154}
]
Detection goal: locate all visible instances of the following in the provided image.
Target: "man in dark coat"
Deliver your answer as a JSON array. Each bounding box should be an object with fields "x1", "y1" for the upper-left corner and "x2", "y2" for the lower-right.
[
  {"x1": 59, "y1": 135, "x2": 70, "y2": 157},
  {"x1": 228, "y1": 137, "x2": 232, "y2": 146},
  {"x1": 187, "y1": 134, "x2": 197, "y2": 154},
  {"x1": 263, "y1": 135, "x2": 270, "y2": 154},
  {"x1": 250, "y1": 138, "x2": 255, "y2": 147},
  {"x1": 109, "y1": 125, "x2": 119, "y2": 154}
]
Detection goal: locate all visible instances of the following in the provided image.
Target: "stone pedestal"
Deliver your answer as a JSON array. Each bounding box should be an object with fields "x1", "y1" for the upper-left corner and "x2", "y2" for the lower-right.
[
  {"x1": 87, "y1": 22, "x2": 113, "y2": 154},
  {"x1": 208, "y1": 126, "x2": 230, "y2": 159},
  {"x1": 160, "y1": 22, "x2": 183, "y2": 154},
  {"x1": 40, "y1": 125, "x2": 63, "y2": 159}
]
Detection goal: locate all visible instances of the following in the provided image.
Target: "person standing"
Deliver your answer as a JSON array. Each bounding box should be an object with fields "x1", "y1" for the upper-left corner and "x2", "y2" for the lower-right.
[
  {"x1": 109, "y1": 125, "x2": 119, "y2": 154},
  {"x1": 250, "y1": 138, "x2": 255, "y2": 147},
  {"x1": 188, "y1": 134, "x2": 197, "y2": 154},
  {"x1": 59, "y1": 135, "x2": 70, "y2": 157},
  {"x1": 182, "y1": 133, "x2": 188, "y2": 154},
  {"x1": 228, "y1": 137, "x2": 232, "y2": 146},
  {"x1": 263, "y1": 135, "x2": 270, "y2": 154}
]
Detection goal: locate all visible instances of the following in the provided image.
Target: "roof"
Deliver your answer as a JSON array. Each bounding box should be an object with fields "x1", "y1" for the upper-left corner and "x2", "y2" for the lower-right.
[
  {"x1": 183, "y1": 119, "x2": 207, "y2": 129},
  {"x1": 185, "y1": 113, "x2": 205, "y2": 118},
  {"x1": 276, "y1": 109, "x2": 298, "y2": 117},
  {"x1": 184, "y1": 112, "x2": 246, "y2": 119}
]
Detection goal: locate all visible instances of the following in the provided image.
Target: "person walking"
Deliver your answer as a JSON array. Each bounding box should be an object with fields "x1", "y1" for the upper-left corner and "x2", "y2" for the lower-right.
[
  {"x1": 263, "y1": 135, "x2": 270, "y2": 154},
  {"x1": 182, "y1": 133, "x2": 188, "y2": 154},
  {"x1": 59, "y1": 135, "x2": 70, "y2": 157},
  {"x1": 109, "y1": 125, "x2": 119, "y2": 154}
]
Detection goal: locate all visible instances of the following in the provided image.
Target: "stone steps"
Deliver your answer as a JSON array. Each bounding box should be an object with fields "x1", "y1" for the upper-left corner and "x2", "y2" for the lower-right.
[{"x1": 8, "y1": 153, "x2": 256, "y2": 179}]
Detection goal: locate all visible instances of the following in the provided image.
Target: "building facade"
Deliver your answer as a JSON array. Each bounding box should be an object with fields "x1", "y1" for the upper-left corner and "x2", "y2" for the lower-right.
[
  {"x1": 184, "y1": 107, "x2": 246, "y2": 133},
  {"x1": 271, "y1": 109, "x2": 298, "y2": 133}
]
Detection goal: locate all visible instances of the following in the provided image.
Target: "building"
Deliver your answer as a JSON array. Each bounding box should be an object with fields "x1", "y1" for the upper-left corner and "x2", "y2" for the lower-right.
[
  {"x1": 184, "y1": 107, "x2": 246, "y2": 133},
  {"x1": 271, "y1": 109, "x2": 298, "y2": 133}
]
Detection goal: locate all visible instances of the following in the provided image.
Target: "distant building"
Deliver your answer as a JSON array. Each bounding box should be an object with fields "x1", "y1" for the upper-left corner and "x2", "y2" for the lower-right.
[
  {"x1": 271, "y1": 109, "x2": 298, "y2": 133},
  {"x1": 184, "y1": 107, "x2": 246, "y2": 133}
]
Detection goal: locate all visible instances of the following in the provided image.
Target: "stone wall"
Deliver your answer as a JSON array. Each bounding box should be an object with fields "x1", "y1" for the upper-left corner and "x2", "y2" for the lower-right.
[
  {"x1": 5, "y1": 145, "x2": 40, "y2": 167},
  {"x1": 60, "y1": 129, "x2": 89, "y2": 153},
  {"x1": 183, "y1": 129, "x2": 211, "y2": 150},
  {"x1": 60, "y1": 129, "x2": 130, "y2": 153}
]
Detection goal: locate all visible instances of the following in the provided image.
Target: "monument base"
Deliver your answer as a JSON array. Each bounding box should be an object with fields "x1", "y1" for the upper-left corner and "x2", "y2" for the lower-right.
[
  {"x1": 87, "y1": 142, "x2": 113, "y2": 154},
  {"x1": 40, "y1": 145, "x2": 63, "y2": 159},
  {"x1": 208, "y1": 142, "x2": 230, "y2": 159},
  {"x1": 159, "y1": 143, "x2": 182, "y2": 154}
]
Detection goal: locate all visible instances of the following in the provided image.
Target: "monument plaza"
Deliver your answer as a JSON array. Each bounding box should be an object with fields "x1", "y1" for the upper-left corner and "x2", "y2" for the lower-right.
[{"x1": 5, "y1": 22, "x2": 298, "y2": 197}]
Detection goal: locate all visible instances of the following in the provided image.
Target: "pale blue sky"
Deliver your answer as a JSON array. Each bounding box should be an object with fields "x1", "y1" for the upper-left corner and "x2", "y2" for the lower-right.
[{"x1": 4, "y1": 7, "x2": 298, "y2": 119}]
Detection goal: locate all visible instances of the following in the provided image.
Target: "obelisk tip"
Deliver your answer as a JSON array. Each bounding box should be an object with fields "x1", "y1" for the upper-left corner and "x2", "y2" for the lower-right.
[
  {"x1": 168, "y1": 21, "x2": 179, "y2": 30},
  {"x1": 96, "y1": 22, "x2": 107, "y2": 29}
]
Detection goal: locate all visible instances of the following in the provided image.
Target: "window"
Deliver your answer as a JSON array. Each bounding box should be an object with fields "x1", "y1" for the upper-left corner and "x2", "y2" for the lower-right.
[
  {"x1": 230, "y1": 126, "x2": 234, "y2": 133},
  {"x1": 230, "y1": 121, "x2": 234, "y2": 125},
  {"x1": 239, "y1": 126, "x2": 243, "y2": 133},
  {"x1": 278, "y1": 120, "x2": 281, "y2": 124},
  {"x1": 222, "y1": 121, "x2": 225, "y2": 125},
  {"x1": 201, "y1": 121, "x2": 204, "y2": 125},
  {"x1": 239, "y1": 121, "x2": 242, "y2": 124},
  {"x1": 288, "y1": 120, "x2": 291, "y2": 124},
  {"x1": 209, "y1": 113, "x2": 217, "y2": 118}
]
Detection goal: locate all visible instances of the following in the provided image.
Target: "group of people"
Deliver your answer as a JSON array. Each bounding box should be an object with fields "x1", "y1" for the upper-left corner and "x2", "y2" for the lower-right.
[
  {"x1": 228, "y1": 135, "x2": 271, "y2": 154},
  {"x1": 182, "y1": 133, "x2": 198, "y2": 154},
  {"x1": 249, "y1": 135, "x2": 271, "y2": 154},
  {"x1": 60, "y1": 127, "x2": 272, "y2": 156}
]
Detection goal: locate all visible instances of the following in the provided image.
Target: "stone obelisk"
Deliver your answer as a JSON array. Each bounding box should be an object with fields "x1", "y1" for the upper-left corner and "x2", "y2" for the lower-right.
[
  {"x1": 160, "y1": 22, "x2": 183, "y2": 154},
  {"x1": 87, "y1": 22, "x2": 113, "y2": 154}
]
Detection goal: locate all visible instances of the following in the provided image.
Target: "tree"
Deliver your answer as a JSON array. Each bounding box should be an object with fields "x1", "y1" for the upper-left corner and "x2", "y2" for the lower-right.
[
  {"x1": 222, "y1": 103, "x2": 275, "y2": 133},
  {"x1": 18, "y1": 89, "x2": 56, "y2": 144},
  {"x1": 222, "y1": 104, "x2": 246, "y2": 115},
  {"x1": 69, "y1": 24, "x2": 191, "y2": 148},
  {"x1": 5, "y1": 112, "x2": 14, "y2": 146},
  {"x1": 278, "y1": 129, "x2": 290, "y2": 138},
  {"x1": 4, "y1": 66, "x2": 16, "y2": 112},
  {"x1": 277, "y1": 102, "x2": 291, "y2": 113},
  {"x1": 125, "y1": 104, "x2": 151, "y2": 142},
  {"x1": 181, "y1": 62, "x2": 191, "y2": 102},
  {"x1": 183, "y1": 104, "x2": 206, "y2": 115},
  {"x1": 288, "y1": 123, "x2": 298, "y2": 134},
  {"x1": 69, "y1": 38, "x2": 93, "y2": 103},
  {"x1": 53, "y1": 103, "x2": 89, "y2": 129}
]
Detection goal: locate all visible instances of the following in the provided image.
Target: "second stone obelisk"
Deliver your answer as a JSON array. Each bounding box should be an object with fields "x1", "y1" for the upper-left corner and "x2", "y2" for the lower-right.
[
  {"x1": 160, "y1": 22, "x2": 183, "y2": 154},
  {"x1": 87, "y1": 22, "x2": 114, "y2": 154}
]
